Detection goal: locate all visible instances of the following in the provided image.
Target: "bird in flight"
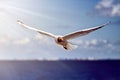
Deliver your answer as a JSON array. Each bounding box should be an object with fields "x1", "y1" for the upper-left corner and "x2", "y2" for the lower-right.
[{"x1": 17, "y1": 20, "x2": 110, "y2": 50}]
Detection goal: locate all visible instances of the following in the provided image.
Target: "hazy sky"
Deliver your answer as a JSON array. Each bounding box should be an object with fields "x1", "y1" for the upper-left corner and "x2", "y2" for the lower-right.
[{"x1": 0, "y1": 0, "x2": 120, "y2": 60}]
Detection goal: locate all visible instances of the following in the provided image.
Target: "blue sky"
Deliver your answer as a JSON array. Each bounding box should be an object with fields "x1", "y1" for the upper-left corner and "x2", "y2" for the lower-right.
[{"x1": 0, "y1": 0, "x2": 120, "y2": 60}]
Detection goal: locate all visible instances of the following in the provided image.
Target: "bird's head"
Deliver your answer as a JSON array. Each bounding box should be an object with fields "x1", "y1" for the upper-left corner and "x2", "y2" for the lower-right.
[{"x1": 57, "y1": 37, "x2": 64, "y2": 42}]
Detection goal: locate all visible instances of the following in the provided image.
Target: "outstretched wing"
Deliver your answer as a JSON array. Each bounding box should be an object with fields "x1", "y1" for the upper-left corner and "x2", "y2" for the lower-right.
[
  {"x1": 63, "y1": 22, "x2": 110, "y2": 40},
  {"x1": 17, "y1": 20, "x2": 56, "y2": 38}
]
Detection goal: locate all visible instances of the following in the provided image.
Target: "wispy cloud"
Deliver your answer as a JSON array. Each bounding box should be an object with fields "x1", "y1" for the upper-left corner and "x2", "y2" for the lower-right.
[
  {"x1": 0, "y1": 36, "x2": 29, "y2": 45},
  {"x1": 95, "y1": 0, "x2": 120, "y2": 17},
  {"x1": 1, "y1": 35, "x2": 119, "y2": 53},
  {"x1": 13, "y1": 37, "x2": 30, "y2": 45},
  {"x1": 0, "y1": 35, "x2": 120, "y2": 59},
  {"x1": 73, "y1": 39, "x2": 109, "y2": 48},
  {"x1": 73, "y1": 39, "x2": 120, "y2": 53},
  {"x1": 35, "y1": 33, "x2": 54, "y2": 45}
]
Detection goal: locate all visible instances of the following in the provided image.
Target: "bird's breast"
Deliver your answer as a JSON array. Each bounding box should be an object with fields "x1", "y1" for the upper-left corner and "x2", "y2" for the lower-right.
[{"x1": 55, "y1": 37, "x2": 67, "y2": 46}]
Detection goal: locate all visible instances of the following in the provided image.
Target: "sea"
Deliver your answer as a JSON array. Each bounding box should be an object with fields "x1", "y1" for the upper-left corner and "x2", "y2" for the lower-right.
[{"x1": 0, "y1": 60, "x2": 119, "y2": 80}]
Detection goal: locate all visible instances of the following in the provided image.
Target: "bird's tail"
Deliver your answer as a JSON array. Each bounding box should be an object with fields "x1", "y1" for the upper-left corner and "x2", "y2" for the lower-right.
[{"x1": 66, "y1": 42, "x2": 78, "y2": 50}]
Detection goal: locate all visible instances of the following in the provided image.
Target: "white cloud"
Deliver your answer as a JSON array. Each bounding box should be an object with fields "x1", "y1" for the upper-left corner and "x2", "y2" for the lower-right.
[
  {"x1": 0, "y1": 35, "x2": 119, "y2": 53},
  {"x1": 13, "y1": 37, "x2": 30, "y2": 45},
  {"x1": 35, "y1": 33, "x2": 54, "y2": 45},
  {"x1": 96, "y1": 0, "x2": 113, "y2": 9},
  {"x1": 0, "y1": 37, "x2": 8, "y2": 44},
  {"x1": 0, "y1": 35, "x2": 120, "y2": 59},
  {"x1": 95, "y1": 0, "x2": 120, "y2": 17},
  {"x1": 73, "y1": 39, "x2": 114, "y2": 50},
  {"x1": 0, "y1": 33, "x2": 54, "y2": 46},
  {"x1": 112, "y1": 4, "x2": 120, "y2": 16},
  {"x1": 0, "y1": 36, "x2": 13, "y2": 45},
  {"x1": 91, "y1": 39, "x2": 98, "y2": 45},
  {"x1": 0, "y1": 36, "x2": 30, "y2": 45}
]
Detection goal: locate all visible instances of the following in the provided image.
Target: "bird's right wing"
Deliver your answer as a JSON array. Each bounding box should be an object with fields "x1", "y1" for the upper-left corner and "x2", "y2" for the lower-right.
[
  {"x1": 63, "y1": 22, "x2": 110, "y2": 40},
  {"x1": 17, "y1": 20, "x2": 56, "y2": 38}
]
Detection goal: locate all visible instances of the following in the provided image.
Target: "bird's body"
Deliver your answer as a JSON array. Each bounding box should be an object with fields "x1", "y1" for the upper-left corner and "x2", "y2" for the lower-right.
[
  {"x1": 17, "y1": 20, "x2": 110, "y2": 50},
  {"x1": 55, "y1": 37, "x2": 68, "y2": 49}
]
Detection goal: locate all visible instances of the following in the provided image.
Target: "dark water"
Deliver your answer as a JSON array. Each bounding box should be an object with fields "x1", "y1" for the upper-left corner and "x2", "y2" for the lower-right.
[{"x1": 0, "y1": 60, "x2": 120, "y2": 80}]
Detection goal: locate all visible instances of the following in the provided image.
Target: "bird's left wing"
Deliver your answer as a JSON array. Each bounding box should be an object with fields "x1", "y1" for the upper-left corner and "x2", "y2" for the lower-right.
[
  {"x1": 17, "y1": 20, "x2": 56, "y2": 38},
  {"x1": 63, "y1": 22, "x2": 110, "y2": 40}
]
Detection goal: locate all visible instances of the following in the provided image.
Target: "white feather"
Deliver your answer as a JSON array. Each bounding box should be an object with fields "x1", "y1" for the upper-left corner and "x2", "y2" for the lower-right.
[
  {"x1": 66, "y1": 43, "x2": 78, "y2": 50},
  {"x1": 17, "y1": 20, "x2": 56, "y2": 38}
]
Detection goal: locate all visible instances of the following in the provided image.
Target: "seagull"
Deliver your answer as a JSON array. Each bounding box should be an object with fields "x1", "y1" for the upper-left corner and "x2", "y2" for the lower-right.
[{"x1": 17, "y1": 20, "x2": 110, "y2": 50}]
